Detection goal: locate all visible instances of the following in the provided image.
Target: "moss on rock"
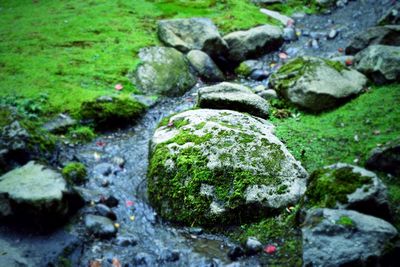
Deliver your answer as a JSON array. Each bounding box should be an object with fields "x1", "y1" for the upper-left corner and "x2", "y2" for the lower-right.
[
  {"x1": 62, "y1": 162, "x2": 87, "y2": 185},
  {"x1": 80, "y1": 96, "x2": 146, "y2": 129},
  {"x1": 303, "y1": 165, "x2": 373, "y2": 208}
]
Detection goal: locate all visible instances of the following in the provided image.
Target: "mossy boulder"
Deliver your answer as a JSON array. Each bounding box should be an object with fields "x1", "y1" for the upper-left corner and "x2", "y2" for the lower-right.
[
  {"x1": 196, "y1": 82, "x2": 270, "y2": 118},
  {"x1": 355, "y1": 45, "x2": 400, "y2": 85},
  {"x1": 302, "y1": 208, "x2": 398, "y2": 267},
  {"x1": 80, "y1": 96, "x2": 146, "y2": 129},
  {"x1": 0, "y1": 161, "x2": 82, "y2": 224},
  {"x1": 62, "y1": 162, "x2": 87, "y2": 185},
  {"x1": 269, "y1": 56, "x2": 367, "y2": 112},
  {"x1": 133, "y1": 46, "x2": 197, "y2": 96},
  {"x1": 148, "y1": 109, "x2": 308, "y2": 226},
  {"x1": 223, "y1": 25, "x2": 283, "y2": 62},
  {"x1": 303, "y1": 163, "x2": 390, "y2": 219},
  {"x1": 234, "y1": 60, "x2": 263, "y2": 77},
  {"x1": 157, "y1": 18, "x2": 228, "y2": 57}
]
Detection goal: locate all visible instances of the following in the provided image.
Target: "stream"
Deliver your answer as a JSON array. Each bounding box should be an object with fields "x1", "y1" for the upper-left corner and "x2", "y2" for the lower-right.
[{"x1": 0, "y1": 0, "x2": 394, "y2": 266}]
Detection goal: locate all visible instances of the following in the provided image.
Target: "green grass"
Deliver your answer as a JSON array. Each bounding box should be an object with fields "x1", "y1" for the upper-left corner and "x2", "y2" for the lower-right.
[{"x1": 0, "y1": 0, "x2": 277, "y2": 118}]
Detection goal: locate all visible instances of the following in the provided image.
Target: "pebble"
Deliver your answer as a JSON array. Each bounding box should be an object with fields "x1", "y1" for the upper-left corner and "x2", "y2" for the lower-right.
[
  {"x1": 101, "y1": 195, "x2": 119, "y2": 208},
  {"x1": 249, "y1": 70, "x2": 270, "y2": 81},
  {"x1": 328, "y1": 29, "x2": 338, "y2": 40},
  {"x1": 311, "y1": 39, "x2": 320, "y2": 49},
  {"x1": 84, "y1": 214, "x2": 117, "y2": 238},
  {"x1": 114, "y1": 236, "x2": 138, "y2": 247},
  {"x1": 189, "y1": 227, "x2": 204, "y2": 235},
  {"x1": 283, "y1": 27, "x2": 298, "y2": 41},
  {"x1": 94, "y1": 204, "x2": 117, "y2": 220},
  {"x1": 245, "y1": 237, "x2": 263, "y2": 255}
]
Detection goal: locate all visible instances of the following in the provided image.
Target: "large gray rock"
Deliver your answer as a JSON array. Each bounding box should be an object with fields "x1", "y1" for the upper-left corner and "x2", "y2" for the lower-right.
[
  {"x1": 269, "y1": 56, "x2": 367, "y2": 111},
  {"x1": 132, "y1": 47, "x2": 197, "y2": 96},
  {"x1": 196, "y1": 82, "x2": 269, "y2": 118},
  {"x1": 355, "y1": 45, "x2": 400, "y2": 84},
  {"x1": 223, "y1": 25, "x2": 283, "y2": 62},
  {"x1": 366, "y1": 140, "x2": 400, "y2": 177},
  {"x1": 378, "y1": 3, "x2": 400, "y2": 26},
  {"x1": 0, "y1": 161, "x2": 81, "y2": 222},
  {"x1": 302, "y1": 208, "x2": 398, "y2": 267},
  {"x1": 345, "y1": 25, "x2": 400, "y2": 55},
  {"x1": 148, "y1": 109, "x2": 308, "y2": 226},
  {"x1": 157, "y1": 18, "x2": 228, "y2": 57},
  {"x1": 186, "y1": 50, "x2": 225, "y2": 82},
  {"x1": 303, "y1": 163, "x2": 390, "y2": 220},
  {"x1": 84, "y1": 214, "x2": 117, "y2": 238}
]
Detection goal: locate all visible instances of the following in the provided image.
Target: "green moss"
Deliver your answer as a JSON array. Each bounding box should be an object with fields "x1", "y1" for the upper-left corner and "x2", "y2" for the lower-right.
[
  {"x1": 304, "y1": 166, "x2": 372, "y2": 208},
  {"x1": 234, "y1": 62, "x2": 252, "y2": 77},
  {"x1": 323, "y1": 59, "x2": 348, "y2": 73},
  {"x1": 336, "y1": 215, "x2": 355, "y2": 228},
  {"x1": 80, "y1": 96, "x2": 146, "y2": 129},
  {"x1": 62, "y1": 162, "x2": 87, "y2": 185},
  {"x1": 67, "y1": 126, "x2": 96, "y2": 142},
  {"x1": 148, "y1": 119, "x2": 286, "y2": 226},
  {"x1": 0, "y1": 106, "x2": 13, "y2": 129}
]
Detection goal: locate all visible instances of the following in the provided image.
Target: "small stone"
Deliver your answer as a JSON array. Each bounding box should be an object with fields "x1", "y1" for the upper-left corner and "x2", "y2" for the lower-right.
[
  {"x1": 283, "y1": 27, "x2": 298, "y2": 41},
  {"x1": 84, "y1": 215, "x2": 117, "y2": 238},
  {"x1": 94, "y1": 204, "x2": 117, "y2": 220},
  {"x1": 114, "y1": 236, "x2": 138, "y2": 247},
  {"x1": 189, "y1": 227, "x2": 204, "y2": 235},
  {"x1": 311, "y1": 39, "x2": 319, "y2": 49},
  {"x1": 101, "y1": 195, "x2": 119, "y2": 208},
  {"x1": 112, "y1": 156, "x2": 125, "y2": 168},
  {"x1": 245, "y1": 237, "x2": 263, "y2": 255},
  {"x1": 227, "y1": 246, "x2": 245, "y2": 261},
  {"x1": 249, "y1": 69, "x2": 270, "y2": 81},
  {"x1": 328, "y1": 29, "x2": 338, "y2": 40}
]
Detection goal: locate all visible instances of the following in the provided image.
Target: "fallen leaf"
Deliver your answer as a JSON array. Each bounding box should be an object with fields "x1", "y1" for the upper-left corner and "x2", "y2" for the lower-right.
[
  {"x1": 338, "y1": 47, "x2": 344, "y2": 53},
  {"x1": 115, "y1": 84, "x2": 123, "y2": 91},
  {"x1": 126, "y1": 200, "x2": 134, "y2": 207},
  {"x1": 94, "y1": 152, "x2": 101, "y2": 161},
  {"x1": 345, "y1": 58, "x2": 353, "y2": 66},
  {"x1": 114, "y1": 223, "x2": 120, "y2": 228},
  {"x1": 264, "y1": 244, "x2": 277, "y2": 254},
  {"x1": 279, "y1": 52, "x2": 288, "y2": 59},
  {"x1": 130, "y1": 215, "x2": 135, "y2": 221},
  {"x1": 167, "y1": 121, "x2": 174, "y2": 127}
]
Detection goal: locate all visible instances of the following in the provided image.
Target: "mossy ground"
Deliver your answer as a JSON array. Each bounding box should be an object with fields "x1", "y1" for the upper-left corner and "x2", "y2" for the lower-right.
[{"x1": 62, "y1": 162, "x2": 87, "y2": 185}]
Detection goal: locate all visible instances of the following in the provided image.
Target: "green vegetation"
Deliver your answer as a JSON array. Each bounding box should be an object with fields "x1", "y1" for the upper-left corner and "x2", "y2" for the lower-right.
[
  {"x1": 304, "y1": 166, "x2": 372, "y2": 208},
  {"x1": 336, "y1": 215, "x2": 355, "y2": 228},
  {"x1": 67, "y1": 126, "x2": 96, "y2": 142},
  {"x1": 62, "y1": 162, "x2": 87, "y2": 185},
  {"x1": 234, "y1": 62, "x2": 253, "y2": 77},
  {"x1": 79, "y1": 96, "x2": 146, "y2": 129}
]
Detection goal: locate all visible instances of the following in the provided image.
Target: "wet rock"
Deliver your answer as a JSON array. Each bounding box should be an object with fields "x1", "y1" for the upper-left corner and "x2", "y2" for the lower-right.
[
  {"x1": 355, "y1": 45, "x2": 400, "y2": 84},
  {"x1": 80, "y1": 96, "x2": 146, "y2": 129},
  {"x1": 258, "y1": 89, "x2": 278, "y2": 100},
  {"x1": 93, "y1": 163, "x2": 113, "y2": 176},
  {"x1": 303, "y1": 163, "x2": 390, "y2": 220},
  {"x1": 328, "y1": 29, "x2": 338, "y2": 39},
  {"x1": 311, "y1": 39, "x2": 319, "y2": 49},
  {"x1": 0, "y1": 239, "x2": 29, "y2": 266},
  {"x1": 159, "y1": 249, "x2": 180, "y2": 263},
  {"x1": 269, "y1": 56, "x2": 367, "y2": 112},
  {"x1": 196, "y1": 82, "x2": 270, "y2": 118},
  {"x1": 0, "y1": 161, "x2": 82, "y2": 223},
  {"x1": 283, "y1": 27, "x2": 298, "y2": 41},
  {"x1": 336, "y1": 0, "x2": 347, "y2": 8},
  {"x1": 223, "y1": 25, "x2": 283, "y2": 62},
  {"x1": 101, "y1": 195, "x2": 119, "y2": 208},
  {"x1": 43, "y1": 113, "x2": 77, "y2": 133},
  {"x1": 84, "y1": 214, "x2": 117, "y2": 238},
  {"x1": 157, "y1": 18, "x2": 228, "y2": 57},
  {"x1": 302, "y1": 208, "x2": 398, "y2": 267},
  {"x1": 345, "y1": 25, "x2": 400, "y2": 55},
  {"x1": 187, "y1": 50, "x2": 225, "y2": 82},
  {"x1": 249, "y1": 69, "x2": 270, "y2": 81},
  {"x1": 227, "y1": 246, "x2": 245, "y2": 261},
  {"x1": 366, "y1": 140, "x2": 400, "y2": 176},
  {"x1": 148, "y1": 109, "x2": 308, "y2": 226},
  {"x1": 245, "y1": 237, "x2": 263, "y2": 255},
  {"x1": 189, "y1": 227, "x2": 204, "y2": 235},
  {"x1": 94, "y1": 204, "x2": 117, "y2": 220},
  {"x1": 234, "y1": 60, "x2": 263, "y2": 77},
  {"x1": 251, "y1": 0, "x2": 283, "y2": 4},
  {"x1": 132, "y1": 47, "x2": 197, "y2": 96},
  {"x1": 378, "y1": 3, "x2": 400, "y2": 26},
  {"x1": 114, "y1": 236, "x2": 138, "y2": 247},
  {"x1": 111, "y1": 156, "x2": 125, "y2": 168},
  {"x1": 131, "y1": 94, "x2": 158, "y2": 108},
  {"x1": 134, "y1": 252, "x2": 155, "y2": 266},
  {"x1": 316, "y1": 0, "x2": 335, "y2": 7}
]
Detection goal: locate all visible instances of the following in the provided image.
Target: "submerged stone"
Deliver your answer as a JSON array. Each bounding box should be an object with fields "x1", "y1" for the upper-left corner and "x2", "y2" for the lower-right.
[{"x1": 148, "y1": 109, "x2": 307, "y2": 226}]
